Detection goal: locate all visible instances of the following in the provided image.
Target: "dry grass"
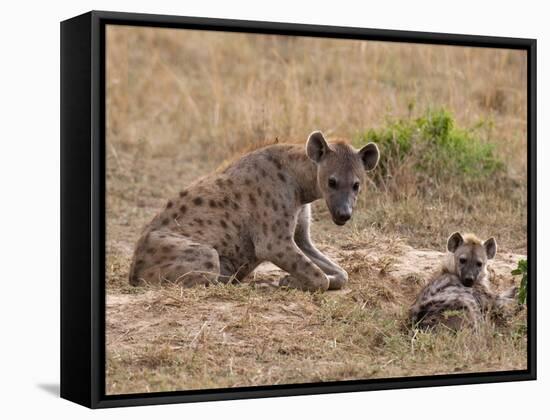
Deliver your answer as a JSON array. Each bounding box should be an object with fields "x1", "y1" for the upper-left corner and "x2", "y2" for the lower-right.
[{"x1": 105, "y1": 25, "x2": 528, "y2": 395}]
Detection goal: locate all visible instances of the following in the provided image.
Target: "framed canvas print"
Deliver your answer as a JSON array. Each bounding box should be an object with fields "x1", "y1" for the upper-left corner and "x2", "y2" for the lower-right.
[{"x1": 60, "y1": 10, "x2": 536, "y2": 408}]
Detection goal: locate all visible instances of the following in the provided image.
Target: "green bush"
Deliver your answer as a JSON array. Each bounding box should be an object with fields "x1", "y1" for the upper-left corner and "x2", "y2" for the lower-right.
[
  {"x1": 354, "y1": 109, "x2": 504, "y2": 196},
  {"x1": 512, "y1": 259, "x2": 528, "y2": 305}
]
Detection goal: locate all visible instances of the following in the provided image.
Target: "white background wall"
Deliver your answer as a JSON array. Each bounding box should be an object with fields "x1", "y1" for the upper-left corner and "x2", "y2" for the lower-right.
[{"x1": 0, "y1": 0, "x2": 547, "y2": 418}]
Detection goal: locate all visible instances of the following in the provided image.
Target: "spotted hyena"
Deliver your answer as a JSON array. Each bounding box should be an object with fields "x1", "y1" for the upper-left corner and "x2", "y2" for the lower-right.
[
  {"x1": 129, "y1": 131, "x2": 379, "y2": 291},
  {"x1": 409, "y1": 232, "x2": 518, "y2": 329}
]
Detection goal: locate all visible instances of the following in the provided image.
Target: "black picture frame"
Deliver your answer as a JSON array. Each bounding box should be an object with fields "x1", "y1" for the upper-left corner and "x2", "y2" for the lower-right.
[{"x1": 60, "y1": 10, "x2": 537, "y2": 409}]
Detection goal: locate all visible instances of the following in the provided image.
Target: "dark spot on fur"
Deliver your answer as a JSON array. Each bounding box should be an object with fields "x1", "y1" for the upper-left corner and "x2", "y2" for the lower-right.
[
  {"x1": 209, "y1": 199, "x2": 217, "y2": 208},
  {"x1": 179, "y1": 191, "x2": 188, "y2": 198},
  {"x1": 161, "y1": 246, "x2": 172, "y2": 253},
  {"x1": 285, "y1": 245, "x2": 292, "y2": 251},
  {"x1": 224, "y1": 233, "x2": 231, "y2": 241},
  {"x1": 226, "y1": 179, "x2": 234, "y2": 186},
  {"x1": 272, "y1": 200, "x2": 279, "y2": 211},
  {"x1": 291, "y1": 262, "x2": 297, "y2": 271},
  {"x1": 207, "y1": 220, "x2": 213, "y2": 225},
  {"x1": 260, "y1": 168, "x2": 267, "y2": 177},
  {"x1": 161, "y1": 218, "x2": 170, "y2": 226},
  {"x1": 271, "y1": 224, "x2": 278, "y2": 233},
  {"x1": 166, "y1": 201, "x2": 173, "y2": 209},
  {"x1": 234, "y1": 192, "x2": 242, "y2": 200},
  {"x1": 184, "y1": 249, "x2": 194, "y2": 254},
  {"x1": 220, "y1": 219, "x2": 228, "y2": 229},
  {"x1": 215, "y1": 179, "x2": 224, "y2": 187},
  {"x1": 180, "y1": 204, "x2": 187, "y2": 214},
  {"x1": 276, "y1": 252, "x2": 284, "y2": 259},
  {"x1": 267, "y1": 243, "x2": 272, "y2": 251},
  {"x1": 231, "y1": 220, "x2": 240, "y2": 229},
  {"x1": 249, "y1": 194, "x2": 257, "y2": 207},
  {"x1": 221, "y1": 240, "x2": 228, "y2": 247},
  {"x1": 257, "y1": 187, "x2": 263, "y2": 197},
  {"x1": 204, "y1": 261, "x2": 214, "y2": 269},
  {"x1": 194, "y1": 218, "x2": 204, "y2": 226},
  {"x1": 223, "y1": 196, "x2": 230, "y2": 206},
  {"x1": 277, "y1": 172, "x2": 286, "y2": 182},
  {"x1": 244, "y1": 179, "x2": 252, "y2": 186},
  {"x1": 193, "y1": 197, "x2": 203, "y2": 206},
  {"x1": 235, "y1": 244, "x2": 240, "y2": 253},
  {"x1": 232, "y1": 202, "x2": 239, "y2": 210},
  {"x1": 272, "y1": 159, "x2": 282, "y2": 170}
]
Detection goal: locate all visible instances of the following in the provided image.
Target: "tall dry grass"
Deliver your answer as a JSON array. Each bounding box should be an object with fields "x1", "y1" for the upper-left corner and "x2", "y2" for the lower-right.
[{"x1": 106, "y1": 26, "x2": 526, "y2": 167}]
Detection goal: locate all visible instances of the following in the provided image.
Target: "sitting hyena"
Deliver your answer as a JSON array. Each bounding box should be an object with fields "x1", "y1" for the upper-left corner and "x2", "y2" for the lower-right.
[
  {"x1": 128, "y1": 131, "x2": 379, "y2": 291},
  {"x1": 409, "y1": 232, "x2": 517, "y2": 329}
]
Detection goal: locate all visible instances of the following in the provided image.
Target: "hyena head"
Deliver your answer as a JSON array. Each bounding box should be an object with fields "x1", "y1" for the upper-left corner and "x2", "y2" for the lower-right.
[
  {"x1": 447, "y1": 232, "x2": 497, "y2": 287},
  {"x1": 306, "y1": 131, "x2": 379, "y2": 226}
]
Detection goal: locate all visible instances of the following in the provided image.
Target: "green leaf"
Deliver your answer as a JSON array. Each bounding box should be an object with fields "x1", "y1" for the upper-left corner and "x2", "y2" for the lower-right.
[{"x1": 512, "y1": 259, "x2": 528, "y2": 305}]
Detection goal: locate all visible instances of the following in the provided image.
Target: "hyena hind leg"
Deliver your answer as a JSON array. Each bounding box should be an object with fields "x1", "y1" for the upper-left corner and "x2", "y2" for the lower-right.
[{"x1": 129, "y1": 230, "x2": 221, "y2": 287}]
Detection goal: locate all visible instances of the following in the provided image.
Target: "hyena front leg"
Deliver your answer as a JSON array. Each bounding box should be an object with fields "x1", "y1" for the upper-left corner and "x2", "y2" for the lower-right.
[
  {"x1": 264, "y1": 243, "x2": 330, "y2": 292},
  {"x1": 294, "y1": 205, "x2": 348, "y2": 290}
]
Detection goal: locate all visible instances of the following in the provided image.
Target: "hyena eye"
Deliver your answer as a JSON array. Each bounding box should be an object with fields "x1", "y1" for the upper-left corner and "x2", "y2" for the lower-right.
[
  {"x1": 459, "y1": 257, "x2": 467, "y2": 264},
  {"x1": 328, "y1": 177, "x2": 337, "y2": 189},
  {"x1": 352, "y1": 182, "x2": 360, "y2": 192},
  {"x1": 476, "y1": 261, "x2": 483, "y2": 267}
]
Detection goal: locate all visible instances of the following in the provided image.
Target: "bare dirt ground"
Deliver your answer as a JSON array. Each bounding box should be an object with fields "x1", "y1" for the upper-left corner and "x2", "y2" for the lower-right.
[{"x1": 105, "y1": 26, "x2": 528, "y2": 395}]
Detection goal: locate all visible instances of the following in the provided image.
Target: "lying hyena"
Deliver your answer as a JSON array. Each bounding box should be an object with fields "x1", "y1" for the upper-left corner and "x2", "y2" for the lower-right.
[
  {"x1": 409, "y1": 232, "x2": 517, "y2": 329},
  {"x1": 129, "y1": 131, "x2": 379, "y2": 291}
]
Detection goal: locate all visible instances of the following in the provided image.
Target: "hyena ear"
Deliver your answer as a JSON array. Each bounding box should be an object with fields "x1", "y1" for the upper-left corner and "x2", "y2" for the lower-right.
[
  {"x1": 483, "y1": 237, "x2": 497, "y2": 259},
  {"x1": 306, "y1": 131, "x2": 330, "y2": 163},
  {"x1": 447, "y1": 232, "x2": 464, "y2": 252},
  {"x1": 358, "y1": 143, "x2": 380, "y2": 171}
]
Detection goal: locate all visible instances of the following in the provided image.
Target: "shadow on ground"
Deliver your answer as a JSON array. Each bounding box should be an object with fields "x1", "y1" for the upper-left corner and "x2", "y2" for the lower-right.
[{"x1": 37, "y1": 383, "x2": 59, "y2": 397}]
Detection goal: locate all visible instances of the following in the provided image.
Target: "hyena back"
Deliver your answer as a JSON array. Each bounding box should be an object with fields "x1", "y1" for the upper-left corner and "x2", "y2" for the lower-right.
[
  {"x1": 129, "y1": 131, "x2": 379, "y2": 291},
  {"x1": 409, "y1": 232, "x2": 517, "y2": 329}
]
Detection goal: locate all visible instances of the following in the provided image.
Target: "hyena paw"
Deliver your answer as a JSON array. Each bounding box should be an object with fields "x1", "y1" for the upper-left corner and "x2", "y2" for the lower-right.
[
  {"x1": 279, "y1": 274, "x2": 329, "y2": 292},
  {"x1": 279, "y1": 275, "x2": 299, "y2": 288},
  {"x1": 327, "y1": 271, "x2": 348, "y2": 290}
]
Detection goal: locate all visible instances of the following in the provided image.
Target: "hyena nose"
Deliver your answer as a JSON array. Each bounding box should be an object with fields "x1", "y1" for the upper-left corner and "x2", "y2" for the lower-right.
[
  {"x1": 335, "y1": 208, "x2": 352, "y2": 223},
  {"x1": 463, "y1": 276, "x2": 474, "y2": 287}
]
